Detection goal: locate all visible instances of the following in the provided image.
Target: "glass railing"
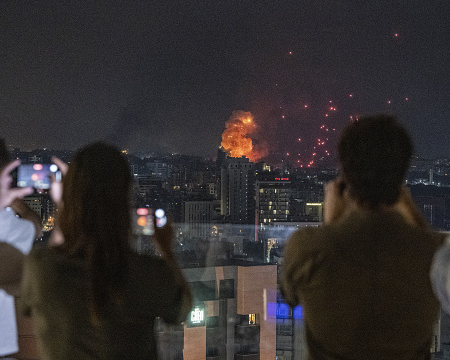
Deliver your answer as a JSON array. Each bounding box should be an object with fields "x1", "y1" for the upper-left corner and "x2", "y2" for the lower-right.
[{"x1": 15, "y1": 223, "x2": 448, "y2": 360}]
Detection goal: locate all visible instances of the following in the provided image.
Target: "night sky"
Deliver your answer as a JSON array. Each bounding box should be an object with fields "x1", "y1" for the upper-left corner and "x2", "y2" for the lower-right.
[{"x1": 1, "y1": 1, "x2": 449, "y2": 161}]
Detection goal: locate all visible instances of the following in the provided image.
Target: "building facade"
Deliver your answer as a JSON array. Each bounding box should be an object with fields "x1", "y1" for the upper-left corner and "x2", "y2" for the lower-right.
[{"x1": 221, "y1": 157, "x2": 255, "y2": 224}]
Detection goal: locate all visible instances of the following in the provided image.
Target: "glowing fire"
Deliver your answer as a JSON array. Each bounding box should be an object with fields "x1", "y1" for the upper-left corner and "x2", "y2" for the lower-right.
[{"x1": 220, "y1": 110, "x2": 260, "y2": 162}]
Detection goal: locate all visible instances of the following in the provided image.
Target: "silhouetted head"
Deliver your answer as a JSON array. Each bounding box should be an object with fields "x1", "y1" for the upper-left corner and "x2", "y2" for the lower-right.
[
  {"x1": 60, "y1": 141, "x2": 132, "y2": 254},
  {"x1": 338, "y1": 114, "x2": 413, "y2": 208}
]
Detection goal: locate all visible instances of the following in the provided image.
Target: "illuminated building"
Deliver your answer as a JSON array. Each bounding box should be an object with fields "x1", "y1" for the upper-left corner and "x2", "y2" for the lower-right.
[
  {"x1": 162, "y1": 262, "x2": 278, "y2": 360},
  {"x1": 221, "y1": 157, "x2": 255, "y2": 224},
  {"x1": 255, "y1": 176, "x2": 291, "y2": 225},
  {"x1": 22, "y1": 194, "x2": 55, "y2": 232},
  {"x1": 304, "y1": 202, "x2": 323, "y2": 223}
]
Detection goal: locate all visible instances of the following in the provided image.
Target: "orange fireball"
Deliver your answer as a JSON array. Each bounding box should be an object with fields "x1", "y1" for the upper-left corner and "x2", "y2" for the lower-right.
[{"x1": 220, "y1": 110, "x2": 260, "y2": 162}]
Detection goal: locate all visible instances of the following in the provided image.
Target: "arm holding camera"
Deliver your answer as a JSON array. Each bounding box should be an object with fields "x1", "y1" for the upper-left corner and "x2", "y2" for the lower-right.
[
  {"x1": 47, "y1": 156, "x2": 68, "y2": 246},
  {"x1": 153, "y1": 219, "x2": 192, "y2": 323},
  {"x1": 323, "y1": 178, "x2": 350, "y2": 224},
  {"x1": 0, "y1": 160, "x2": 36, "y2": 295},
  {"x1": 393, "y1": 186, "x2": 430, "y2": 229}
]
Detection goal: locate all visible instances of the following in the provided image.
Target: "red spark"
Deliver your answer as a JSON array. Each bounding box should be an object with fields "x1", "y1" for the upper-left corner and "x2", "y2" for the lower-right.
[
  {"x1": 405, "y1": 97, "x2": 409, "y2": 101},
  {"x1": 349, "y1": 94, "x2": 353, "y2": 98},
  {"x1": 304, "y1": 104, "x2": 308, "y2": 108}
]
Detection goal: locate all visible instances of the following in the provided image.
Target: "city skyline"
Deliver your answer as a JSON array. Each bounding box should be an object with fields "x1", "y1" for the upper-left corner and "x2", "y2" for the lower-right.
[{"x1": 1, "y1": 1, "x2": 449, "y2": 160}]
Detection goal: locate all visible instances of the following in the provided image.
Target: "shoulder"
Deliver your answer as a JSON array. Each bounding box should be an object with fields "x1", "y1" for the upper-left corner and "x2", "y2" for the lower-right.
[
  {"x1": 284, "y1": 226, "x2": 329, "y2": 258},
  {"x1": 282, "y1": 226, "x2": 330, "y2": 278}
]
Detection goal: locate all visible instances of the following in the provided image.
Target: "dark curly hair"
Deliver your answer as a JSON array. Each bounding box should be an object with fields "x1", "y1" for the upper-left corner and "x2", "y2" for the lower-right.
[{"x1": 338, "y1": 114, "x2": 413, "y2": 208}]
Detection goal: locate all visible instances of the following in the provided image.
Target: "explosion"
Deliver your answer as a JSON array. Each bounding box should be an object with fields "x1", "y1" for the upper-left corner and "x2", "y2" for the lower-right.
[{"x1": 220, "y1": 110, "x2": 261, "y2": 162}]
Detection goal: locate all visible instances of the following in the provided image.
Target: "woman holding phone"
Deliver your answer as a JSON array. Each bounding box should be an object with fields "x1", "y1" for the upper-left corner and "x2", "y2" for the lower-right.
[{"x1": 20, "y1": 142, "x2": 191, "y2": 360}]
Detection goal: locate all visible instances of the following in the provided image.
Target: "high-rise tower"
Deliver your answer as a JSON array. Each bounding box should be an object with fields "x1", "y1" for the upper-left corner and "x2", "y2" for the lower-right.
[{"x1": 220, "y1": 156, "x2": 255, "y2": 224}]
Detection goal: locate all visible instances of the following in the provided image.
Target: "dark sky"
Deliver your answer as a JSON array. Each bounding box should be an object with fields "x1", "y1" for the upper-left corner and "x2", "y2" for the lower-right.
[{"x1": 1, "y1": 1, "x2": 449, "y2": 161}]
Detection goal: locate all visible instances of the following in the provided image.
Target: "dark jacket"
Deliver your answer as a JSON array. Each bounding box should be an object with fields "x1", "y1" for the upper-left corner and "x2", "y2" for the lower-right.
[{"x1": 281, "y1": 209, "x2": 445, "y2": 360}]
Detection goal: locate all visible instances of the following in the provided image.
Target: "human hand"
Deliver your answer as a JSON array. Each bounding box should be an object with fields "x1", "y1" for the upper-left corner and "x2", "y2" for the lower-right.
[
  {"x1": 0, "y1": 160, "x2": 33, "y2": 210},
  {"x1": 323, "y1": 178, "x2": 349, "y2": 224},
  {"x1": 153, "y1": 217, "x2": 174, "y2": 259},
  {"x1": 49, "y1": 156, "x2": 69, "y2": 207},
  {"x1": 393, "y1": 186, "x2": 429, "y2": 228}
]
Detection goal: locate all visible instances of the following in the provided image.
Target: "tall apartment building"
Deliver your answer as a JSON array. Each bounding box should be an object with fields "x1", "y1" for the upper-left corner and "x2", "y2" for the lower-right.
[
  {"x1": 184, "y1": 200, "x2": 221, "y2": 238},
  {"x1": 255, "y1": 176, "x2": 291, "y2": 225},
  {"x1": 221, "y1": 157, "x2": 255, "y2": 224}
]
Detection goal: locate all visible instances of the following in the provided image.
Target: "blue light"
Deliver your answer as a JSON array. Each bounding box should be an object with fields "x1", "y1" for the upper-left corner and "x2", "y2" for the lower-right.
[
  {"x1": 278, "y1": 303, "x2": 289, "y2": 318},
  {"x1": 266, "y1": 303, "x2": 303, "y2": 319},
  {"x1": 293, "y1": 305, "x2": 303, "y2": 319}
]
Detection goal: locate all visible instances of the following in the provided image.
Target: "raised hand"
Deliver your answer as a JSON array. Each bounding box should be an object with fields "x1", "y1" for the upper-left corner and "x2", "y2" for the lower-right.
[{"x1": 0, "y1": 160, "x2": 33, "y2": 210}]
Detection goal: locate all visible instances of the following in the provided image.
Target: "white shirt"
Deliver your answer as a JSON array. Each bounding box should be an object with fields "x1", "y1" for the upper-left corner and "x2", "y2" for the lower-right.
[{"x1": 0, "y1": 208, "x2": 35, "y2": 356}]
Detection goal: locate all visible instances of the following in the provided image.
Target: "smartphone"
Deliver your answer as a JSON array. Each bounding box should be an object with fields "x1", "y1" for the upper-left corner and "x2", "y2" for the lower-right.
[
  {"x1": 17, "y1": 164, "x2": 61, "y2": 189},
  {"x1": 134, "y1": 208, "x2": 167, "y2": 236}
]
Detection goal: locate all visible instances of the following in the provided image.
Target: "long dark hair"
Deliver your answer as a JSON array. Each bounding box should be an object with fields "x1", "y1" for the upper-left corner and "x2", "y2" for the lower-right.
[{"x1": 58, "y1": 142, "x2": 132, "y2": 320}]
